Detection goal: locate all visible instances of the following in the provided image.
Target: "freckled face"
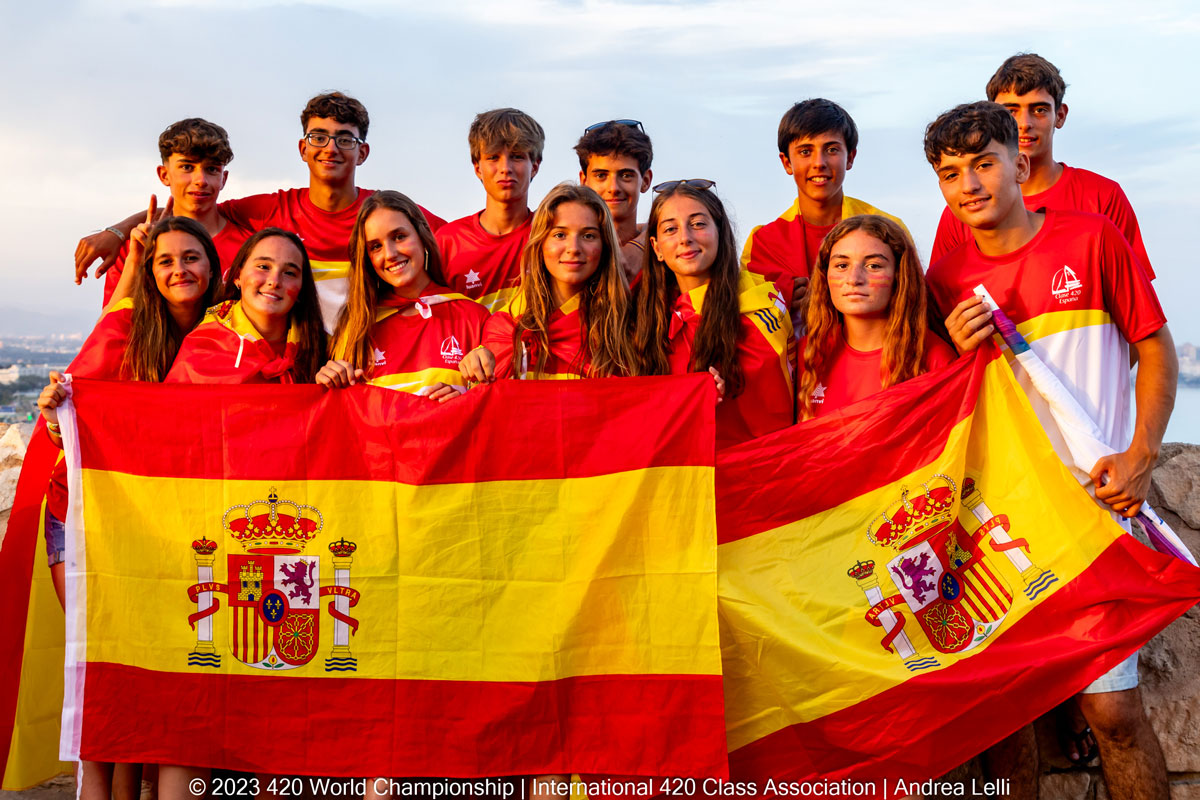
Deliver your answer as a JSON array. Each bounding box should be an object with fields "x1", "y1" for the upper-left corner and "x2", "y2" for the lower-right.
[{"x1": 825, "y1": 230, "x2": 896, "y2": 319}]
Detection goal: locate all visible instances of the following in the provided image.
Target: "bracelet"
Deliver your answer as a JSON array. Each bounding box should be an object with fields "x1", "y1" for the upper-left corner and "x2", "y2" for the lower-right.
[
  {"x1": 103, "y1": 226, "x2": 126, "y2": 242},
  {"x1": 46, "y1": 421, "x2": 61, "y2": 435}
]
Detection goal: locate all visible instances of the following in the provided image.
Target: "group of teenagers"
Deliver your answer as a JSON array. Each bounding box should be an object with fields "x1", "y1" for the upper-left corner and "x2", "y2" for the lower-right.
[{"x1": 37, "y1": 52, "x2": 1179, "y2": 800}]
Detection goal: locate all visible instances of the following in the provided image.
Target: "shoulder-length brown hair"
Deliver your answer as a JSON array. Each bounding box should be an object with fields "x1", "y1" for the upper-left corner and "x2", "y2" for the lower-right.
[
  {"x1": 220, "y1": 228, "x2": 327, "y2": 383},
  {"x1": 121, "y1": 216, "x2": 221, "y2": 382},
  {"x1": 630, "y1": 183, "x2": 745, "y2": 397},
  {"x1": 512, "y1": 181, "x2": 632, "y2": 378},
  {"x1": 798, "y1": 214, "x2": 930, "y2": 420},
  {"x1": 335, "y1": 190, "x2": 445, "y2": 373}
]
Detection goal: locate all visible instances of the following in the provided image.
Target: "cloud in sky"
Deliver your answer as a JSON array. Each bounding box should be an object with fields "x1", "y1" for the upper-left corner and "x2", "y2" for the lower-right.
[{"x1": 2, "y1": 0, "x2": 1198, "y2": 343}]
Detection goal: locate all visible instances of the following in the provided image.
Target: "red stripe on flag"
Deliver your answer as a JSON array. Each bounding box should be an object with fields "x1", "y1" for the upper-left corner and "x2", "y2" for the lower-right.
[
  {"x1": 69, "y1": 375, "x2": 715, "y2": 484},
  {"x1": 961, "y1": 585, "x2": 993, "y2": 621},
  {"x1": 980, "y1": 560, "x2": 1012, "y2": 602},
  {"x1": 716, "y1": 352, "x2": 979, "y2": 545},
  {"x1": 727, "y1": 535, "x2": 1200, "y2": 788},
  {"x1": 78, "y1": 668, "x2": 728, "y2": 778},
  {"x1": 0, "y1": 423, "x2": 59, "y2": 780}
]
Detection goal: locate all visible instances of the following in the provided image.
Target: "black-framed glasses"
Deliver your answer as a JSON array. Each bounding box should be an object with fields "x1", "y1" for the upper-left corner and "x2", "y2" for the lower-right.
[
  {"x1": 652, "y1": 179, "x2": 716, "y2": 194},
  {"x1": 584, "y1": 119, "x2": 645, "y2": 134},
  {"x1": 303, "y1": 132, "x2": 363, "y2": 150}
]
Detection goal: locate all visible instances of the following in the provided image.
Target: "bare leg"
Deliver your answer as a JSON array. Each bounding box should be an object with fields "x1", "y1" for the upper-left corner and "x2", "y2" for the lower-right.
[
  {"x1": 78, "y1": 761, "x2": 115, "y2": 800},
  {"x1": 112, "y1": 763, "x2": 144, "y2": 800},
  {"x1": 364, "y1": 778, "x2": 390, "y2": 800},
  {"x1": 530, "y1": 776, "x2": 569, "y2": 800},
  {"x1": 159, "y1": 765, "x2": 211, "y2": 800},
  {"x1": 982, "y1": 724, "x2": 1039, "y2": 800},
  {"x1": 1079, "y1": 688, "x2": 1168, "y2": 800},
  {"x1": 50, "y1": 562, "x2": 66, "y2": 609}
]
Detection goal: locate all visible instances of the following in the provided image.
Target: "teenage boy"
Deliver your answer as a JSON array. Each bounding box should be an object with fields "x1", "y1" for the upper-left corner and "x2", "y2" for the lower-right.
[
  {"x1": 437, "y1": 108, "x2": 544, "y2": 312},
  {"x1": 76, "y1": 92, "x2": 445, "y2": 331},
  {"x1": 930, "y1": 54, "x2": 1155, "y2": 278},
  {"x1": 74, "y1": 118, "x2": 251, "y2": 306},
  {"x1": 741, "y1": 98, "x2": 907, "y2": 289},
  {"x1": 923, "y1": 101, "x2": 1176, "y2": 800},
  {"x1": 575, "y1": 119, "x2": 653, "y2": 280}
]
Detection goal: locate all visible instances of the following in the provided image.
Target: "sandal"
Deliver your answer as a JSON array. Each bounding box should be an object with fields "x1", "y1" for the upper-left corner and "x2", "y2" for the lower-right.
[{"x1": 1055, "y1": 701, "x2": 1099, "y2": 765}]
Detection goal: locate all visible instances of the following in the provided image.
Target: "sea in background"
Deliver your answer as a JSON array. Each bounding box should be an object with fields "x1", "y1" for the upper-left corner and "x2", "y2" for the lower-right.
[{"x1": 1166, "y1": 384, "x2": 1200, "y2": 444}]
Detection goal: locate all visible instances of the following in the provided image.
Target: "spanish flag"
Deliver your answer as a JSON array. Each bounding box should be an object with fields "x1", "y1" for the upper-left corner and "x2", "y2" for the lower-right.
[
  {"x1": 716, "y1": 346, "x2": 1200, "y2": 791},
  {"x1": 54, "y1": 375, "x2": 726, "y2": 777}
]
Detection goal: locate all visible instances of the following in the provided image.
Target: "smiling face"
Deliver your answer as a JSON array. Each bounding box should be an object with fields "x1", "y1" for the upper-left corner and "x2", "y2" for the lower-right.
[
  {"x1": 825, "y1": 229, "x2": 896, "y2": 320},
  {"x1": 298, "y1": 116, "x2": 368, "y2": 185},
  {"x1": 474, "y1": 145, "x2": 539, "y2": 204},
  {"x1": 579, "y1": 153, "x2": 651, "y2": 227},
  {"x1": 151, "y1": 230, "x2": 212, "y2": 310},
  {"x1": 363, "y1": 207, "x2": 429, "y2": 297},
  {"x1": 934, "y1": 139, "x2": 1029, "y2": 231},
  {"x1": 780, "y1": 131, "x2": 856, "y2": 205},
  {"x1": 542, "y1": 201, "x2": 604, "y2": 305},
  {"x1": 993, "y1": 88, "x2": 1067, "y2": 165},
  {"x1": 650, "y1": 194, "x2": 719, "y2": 290},
  {"x1": 157, "y1": 154, "x2": 228, "y2": 217},
  {"x1": 234, "y1": 235, "x2": 305, "y2": 327}
]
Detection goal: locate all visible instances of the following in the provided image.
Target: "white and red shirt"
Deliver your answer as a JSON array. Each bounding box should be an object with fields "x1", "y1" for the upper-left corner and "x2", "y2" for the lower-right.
[
  {"x1": 926, "y1": 210, "x2": 1166, "y2": 483},
  {"x1": 930, "y1": 165, "x2": 1156, "y2": 279}
]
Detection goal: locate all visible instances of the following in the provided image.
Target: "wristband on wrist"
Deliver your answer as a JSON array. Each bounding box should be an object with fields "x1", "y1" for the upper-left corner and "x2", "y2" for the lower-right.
[
  {"x1": 104, "y1": 226, "x2": 126, "y2": 242},
  {"x1": 46, "y1": 421, "x2": 62, "y2": 435}
]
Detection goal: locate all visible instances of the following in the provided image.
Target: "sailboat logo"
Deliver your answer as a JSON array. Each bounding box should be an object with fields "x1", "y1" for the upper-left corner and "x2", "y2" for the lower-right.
[{"x1": 1051, "y1": 265, "x2": 1083, "y2": 301}]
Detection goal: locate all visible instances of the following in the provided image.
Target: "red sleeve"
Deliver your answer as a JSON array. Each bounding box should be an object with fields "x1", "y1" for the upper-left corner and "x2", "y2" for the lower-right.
[
  {"x1": 930, "y1": 206, "x2": 969, "y2": 266},
  {"x1": 218, "y1": 192, "x2": 283, "y2": 232},
  {"x1": 1097, "y1": 219, "x2": 1166, "y2": 344},
  {"x1": 68, "y1": 304, "x2": 134, "y2": 379},
  {"x1": 481, "y1": 311, "x2": 517, "y2": 380},
  {"x1": 419, "y1": 205, "x2": 448, "y2": 234},
  {"x1": 1099, "y1": 185, "x2": 1155, "y2": 280},
  {"x1": 101, "y1": 242, "x2": 131, "y2": 308},
  {"x1": 921, "y1": 331, "x2": 958, "y2": 371}
]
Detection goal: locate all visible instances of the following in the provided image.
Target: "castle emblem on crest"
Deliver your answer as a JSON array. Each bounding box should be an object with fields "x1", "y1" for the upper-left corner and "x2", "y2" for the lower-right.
[
  {"x1": 847, "y1": 475, "x2": 1057, "y2": 673},
  {"x1": 186, "y1": 488, "x2": 362, "y2": 672}
]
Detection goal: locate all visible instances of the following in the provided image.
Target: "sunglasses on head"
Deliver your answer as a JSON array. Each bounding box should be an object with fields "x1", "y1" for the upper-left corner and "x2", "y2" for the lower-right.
[
  {"x1": 652, "y1": 179, "x2": 716, "y2": 194},
  {"x1": 584, "y1": 119, "x2": 645, "y2": 134}
]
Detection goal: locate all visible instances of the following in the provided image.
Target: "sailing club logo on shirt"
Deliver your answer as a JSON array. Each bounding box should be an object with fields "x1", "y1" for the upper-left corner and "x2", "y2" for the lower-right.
[
  {"x1": 811, "y1": 382, "x2": 826, "y2": 405},
  {"x1": 464, "y1": 269, "x2": 482, "y2": 290},
  {"x1": 440, "y1": 336, "x2": 465, "y2": 365},
  {"x1": 372, "y1": 348, "x2": 387, "y2": 367},
  {"x1": 1050, "y1": 265, "x2": 1083, "y2": 304}
]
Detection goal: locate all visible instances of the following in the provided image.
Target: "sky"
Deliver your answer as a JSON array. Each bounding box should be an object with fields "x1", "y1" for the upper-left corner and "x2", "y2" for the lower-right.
[{"x1": 1, "y1": 0, "x2": 1198, "y2": 344}]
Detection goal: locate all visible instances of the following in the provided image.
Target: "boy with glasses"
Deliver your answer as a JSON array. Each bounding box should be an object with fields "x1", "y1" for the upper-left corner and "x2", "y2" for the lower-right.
[
  {"x1": 930, "y1": 54, "x2": 1154, "y2": 279},
  {"x1": 436, "y1": 107, "x2": 544, "y2": 312},
  {"x1": 575, "y1": 119, "x2": 653, "y2": 280},
  {"x1": 76, "y1": 92, "x2": 445, "y2": 331}
]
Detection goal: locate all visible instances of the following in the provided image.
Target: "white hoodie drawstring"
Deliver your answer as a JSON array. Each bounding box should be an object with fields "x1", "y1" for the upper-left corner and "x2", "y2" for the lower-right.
[{"x1": 234, "y1": 334, "x2": 250, "y2": 369}]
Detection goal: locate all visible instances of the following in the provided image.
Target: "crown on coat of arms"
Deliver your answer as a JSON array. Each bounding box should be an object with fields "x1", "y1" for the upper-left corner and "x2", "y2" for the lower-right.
[
  {"x1": 191, "y1": 536, "x2": 218, "y2": 555},
  {"x1": 328, "y1": 537, "x2": 357, "y2": 558},
  {"x1": 867, "y1": 474, "x2": 957, "y2": 550},
  {"x1": 223, "y1": 488, "x2": 323, "y2": 555},
  {"x1": 847, "y1": 560, "x2": 876, "y2": 581}
]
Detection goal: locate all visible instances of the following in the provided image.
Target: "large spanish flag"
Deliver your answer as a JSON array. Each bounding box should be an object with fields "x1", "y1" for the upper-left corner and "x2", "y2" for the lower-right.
[
  {"x1": 717, "y1": 347, "x2": 1200, "y2": 791},
  {"x1": 55, "y1": 375, "x2": 726, "y2": 777}
]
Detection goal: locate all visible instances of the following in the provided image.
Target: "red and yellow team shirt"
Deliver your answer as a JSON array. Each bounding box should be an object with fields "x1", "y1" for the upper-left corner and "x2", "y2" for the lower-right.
[
  {"x1": 668, "y1": 271, "x2": 794, "y2": 449},
  {"x1": 930, "y1": 164, "x2": 1156, "y2": 279},
  {"x1": 332, "y1": 287, "x2": 489, "y2": 396},
  {"x1": 483, "y1": 292, "x2": 589, "y2": 380},
  {"x1": 220, "y1": 188, "x2": 447, "y2": 331},
  {"x1": 436, "y1": 212, "x2": 531, "y2": 313},
  {"x1": 165, "y1": 300, "x2": 304, "y2": 385},
  {"x1": 926, "y1": 210, "x2": 1166, "y2": 484},
  {"x1": 101, "y1": 218, "x2": 251, "y2": 307},
  {"x1": 799, "y1": 330, "x2": 957, "y2": 418},
  {"x1": 48, "y1": 297, "x2": 139, "y2": 519},
  {"x1": 740, "y1": 196, "x2": 909, "y2": 283}
]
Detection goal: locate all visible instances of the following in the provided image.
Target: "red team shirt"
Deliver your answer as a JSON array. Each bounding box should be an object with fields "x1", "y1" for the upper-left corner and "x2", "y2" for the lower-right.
[
  {"x1": 800, "y1": 330, "x2": 957, "y2": 418},
  {"x1": 668, "y1": 272, "x2": 795, "y2": 449},
  {"x1": 101, "y1": 219, "x2": 251, "y2": 307},
  {"x1": 437, "y1": 212, "x2": 532, "y2": 313},
  {"x1": 930, "y1": 165, "x2": 1156, "y2": 279},
  {"x1": 338, "y1": 287, "x2": 490, "y2": 395},
  {"x1": 220, "y1": 188, "x2": 447, "y2": 331},
  {"x1": 166, "y1": 300, "x2": 306, "y2": 384},
  {"x1": 484, "y1": 293, "x2": 590, "y2": 380},
  {"x1": 925, "y1": 210, "x2": 1166, "y2": 484}
]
